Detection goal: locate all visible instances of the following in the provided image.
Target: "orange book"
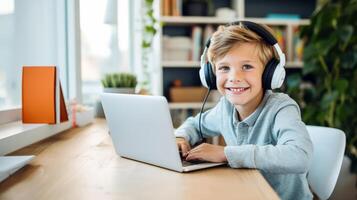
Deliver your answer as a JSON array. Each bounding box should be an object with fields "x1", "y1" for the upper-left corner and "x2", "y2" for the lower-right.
[
  {"x1": 172, "y1": 0, "x2": 178, "y2": 16},
  {"x1": 22, "y1": 66, "x2": 68, "y2": 124},
  {"x1": 163, "y1": 0, "x2": 171, "y2": 16}
]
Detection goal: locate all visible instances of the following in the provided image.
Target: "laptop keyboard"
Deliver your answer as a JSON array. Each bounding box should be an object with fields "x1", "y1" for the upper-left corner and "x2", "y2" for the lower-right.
[
  {"x1": 179, "y1": 150, "x2": 209, "y2": 166},
  {"x1": 180, "y1": 155, "x2": 206, "y2": 166},
  {"x1": 182, "y1": 160, "x2": 206, "y2": 167}
]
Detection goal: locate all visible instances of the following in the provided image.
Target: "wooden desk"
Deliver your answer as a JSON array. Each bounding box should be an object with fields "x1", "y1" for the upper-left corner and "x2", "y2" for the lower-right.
[{"x1": 0, "y1": 119, "x2": 280, "y2": 200}]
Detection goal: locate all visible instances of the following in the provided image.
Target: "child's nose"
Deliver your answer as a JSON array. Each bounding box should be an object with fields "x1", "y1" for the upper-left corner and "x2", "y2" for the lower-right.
[{"x1": 228, "y1": 71, "x2": 243, "y2": 82}]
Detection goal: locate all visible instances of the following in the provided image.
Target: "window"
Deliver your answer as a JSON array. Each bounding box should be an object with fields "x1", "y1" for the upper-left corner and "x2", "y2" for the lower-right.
[
  {"x1": 79, "y1": 0, "x2": 130, "y2": 106},
  {"x1": 0, "y1": 0, "x2": 18, "y2": 110},
  {"x1": 0, "y1": 0, "x2": 69, "y2": 112}
]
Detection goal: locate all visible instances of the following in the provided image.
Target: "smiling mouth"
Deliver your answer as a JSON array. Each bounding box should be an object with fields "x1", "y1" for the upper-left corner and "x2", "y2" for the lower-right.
[{"x1": 226, "y1": 87, "x2": 250, "y2": 93}]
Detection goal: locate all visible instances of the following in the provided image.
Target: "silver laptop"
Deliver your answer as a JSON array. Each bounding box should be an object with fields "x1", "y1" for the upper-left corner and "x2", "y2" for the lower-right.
[{"x1": 101, "y1": 93, "x2": 225, "y2": 172}]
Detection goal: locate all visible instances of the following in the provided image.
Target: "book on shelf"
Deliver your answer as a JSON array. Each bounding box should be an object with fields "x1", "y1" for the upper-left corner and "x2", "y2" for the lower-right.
[
  {"x1": 162, "y1": 0, "x2": 170, "y2": 16},
  {"x1": 271, "y1": 26, "x2": 287, "y2": 54},
  {"x1": 203, "y1": 25, "x2": 215, "y2": 47},
  {"x1": 162, "y1": 35, "x2": 191, "y2": 61},
  {"x1": 292, "y1": 26, "x2": 304, "y2": 62},
  {"x1": 162, "y1": 0, "x2": 182, "y2": 16},
  {"x1": 22, "y1": 66, "x2": 68, "y2": 124},
  {"x1": 162, "y1": 25, "x2": 217, "y2": 63},
  {"x1": 191, "y1": 26, "x2": 202, "y2": 61},
  {"x1": 266, "y1": 13, "x2": 301, "y2": 20}
]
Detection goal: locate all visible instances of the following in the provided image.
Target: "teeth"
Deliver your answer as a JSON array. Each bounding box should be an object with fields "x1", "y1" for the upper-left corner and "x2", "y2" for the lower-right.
[{"x1": 230, "y1": 88, "x2": 246, "y2": 92}]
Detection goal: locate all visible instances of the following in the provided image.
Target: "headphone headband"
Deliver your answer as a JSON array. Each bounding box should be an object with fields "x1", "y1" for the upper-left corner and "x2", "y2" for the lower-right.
[{"x1": 227, "y1": 21, "x2": 278, "y2": 45}]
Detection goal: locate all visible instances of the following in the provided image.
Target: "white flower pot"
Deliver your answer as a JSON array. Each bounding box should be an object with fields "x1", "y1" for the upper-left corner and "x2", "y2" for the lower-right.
[{"x1": 103, "y1": 88, "x2": 135, "y2": 94}]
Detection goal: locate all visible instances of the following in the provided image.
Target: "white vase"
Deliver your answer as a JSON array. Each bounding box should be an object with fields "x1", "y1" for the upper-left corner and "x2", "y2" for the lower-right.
[{"x1": 103, "y1": 88, "x2": 135, "y2": 94}]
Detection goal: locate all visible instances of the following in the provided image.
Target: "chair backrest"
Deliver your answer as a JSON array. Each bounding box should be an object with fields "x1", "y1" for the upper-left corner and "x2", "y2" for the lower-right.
[{"x1": 306, "y1": 125, "x2": 346, "y2": 200}]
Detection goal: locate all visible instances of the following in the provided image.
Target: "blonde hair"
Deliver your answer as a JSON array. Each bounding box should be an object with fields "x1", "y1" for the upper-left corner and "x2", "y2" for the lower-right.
[{"x1": 207, "y1": 23, "x2": 278, "y2": 71}]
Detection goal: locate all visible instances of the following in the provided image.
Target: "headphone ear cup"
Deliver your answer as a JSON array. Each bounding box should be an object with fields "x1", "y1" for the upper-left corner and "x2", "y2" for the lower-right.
[
  {"x1": 204, "y1": 62, "x2": 217, "y2": 90},
  {"x1": 199, "y1": 63, "x2": 208, "y2": 88},
  {"x1": 271, "y1": 62, "x2": 286, "y2": 89},
  {"x1": 262, "y1": 59, "x2": 279, "y2": 90}
]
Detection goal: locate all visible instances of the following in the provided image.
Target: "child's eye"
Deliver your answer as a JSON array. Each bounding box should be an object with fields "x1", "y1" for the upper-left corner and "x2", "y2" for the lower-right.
[
  {"x1": 217, "y1": 66, "x2": 229, "y2": 72},
  {"x1": 242, "y1": 64, "x2": 253, "y2": 70}
]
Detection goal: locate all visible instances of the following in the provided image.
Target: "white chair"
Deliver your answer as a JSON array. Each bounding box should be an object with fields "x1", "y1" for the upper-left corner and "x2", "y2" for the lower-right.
[{"x1": 306, "y1": 125, "x2": 346, "y2": 200}]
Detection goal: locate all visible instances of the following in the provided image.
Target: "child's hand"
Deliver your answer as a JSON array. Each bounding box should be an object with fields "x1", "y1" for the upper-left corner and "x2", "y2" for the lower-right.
[
  {"x1": 176, "y1": 137, "x2": 191, "y2": 157},
  {"x1": 186, "y1": 143, "x2": 227, "y2": 163}
]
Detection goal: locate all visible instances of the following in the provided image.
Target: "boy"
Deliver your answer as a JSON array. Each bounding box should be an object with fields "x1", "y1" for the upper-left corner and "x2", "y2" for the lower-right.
[{"x1": 175, "y1": 22, "x2": 313, "y2": 200}]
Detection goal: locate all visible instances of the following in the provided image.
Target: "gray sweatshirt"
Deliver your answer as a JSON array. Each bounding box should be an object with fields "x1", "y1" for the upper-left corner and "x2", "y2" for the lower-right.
[{"x1": 175, "y1": 90, "x2": 313, "y2": 200}]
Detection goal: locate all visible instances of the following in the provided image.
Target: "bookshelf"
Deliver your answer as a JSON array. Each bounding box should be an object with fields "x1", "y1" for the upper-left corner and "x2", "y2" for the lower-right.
[{"x1": 154, "y1": 0, "x2": 315, "y2": 111}]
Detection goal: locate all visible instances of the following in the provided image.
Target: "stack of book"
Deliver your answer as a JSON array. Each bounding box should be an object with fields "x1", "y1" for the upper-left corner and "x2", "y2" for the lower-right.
[{"x1": 162, "y1": 36, "x2": 191, "y2": 61}]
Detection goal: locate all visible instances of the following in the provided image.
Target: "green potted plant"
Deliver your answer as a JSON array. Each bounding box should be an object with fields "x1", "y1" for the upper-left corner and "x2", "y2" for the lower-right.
[
  {"x1": 286, "y1": 0, "x2": 357, "y2": 178},
  {"x1": 139, "y1": 0, "x2": 158, "y2": 94},
  {"x1": 101, "y1": 72, "x2": 137, "y2": 94}
]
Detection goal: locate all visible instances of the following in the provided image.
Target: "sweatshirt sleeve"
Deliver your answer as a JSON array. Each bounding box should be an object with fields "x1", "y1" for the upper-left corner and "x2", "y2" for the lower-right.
[
  {"x1": 174, "y1": 98, "x2": 224, "y2": 146},
  {"x1": 224, "y1": 103, "x2": 313, "y2": 174}
]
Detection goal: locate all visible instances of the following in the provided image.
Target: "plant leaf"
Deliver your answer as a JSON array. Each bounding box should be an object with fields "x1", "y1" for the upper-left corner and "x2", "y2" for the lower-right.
[
  {"x1": 315, "y1": 37, "x2": 338, "y2": 56},
  {"x1": 321, "y1": 91, "x2": 339, "y2": 109},
  {"x1": 338, "y1": 25, "x2": 354, "y2": 48},
  {"x1": 333, "y1": 79, "x2": 349, "y2": 95},
  {"x1": 341, "y1": 46, "x2": 357, "y2": 69}
]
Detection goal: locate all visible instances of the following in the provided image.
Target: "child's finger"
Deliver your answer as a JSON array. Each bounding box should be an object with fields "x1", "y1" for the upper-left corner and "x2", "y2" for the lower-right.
[
  {"x1": 185, "y1": 153, "x2": 197, "y2": 161},
  {"x1": 180, "y1": 144, "x2": 190, "y2": 156},
  {"x1": 189, "y1": 145, "x2": 203, "y2": 153},
  {"x1": 186, "y1": 152, "x2": 204, "y2": 161}
]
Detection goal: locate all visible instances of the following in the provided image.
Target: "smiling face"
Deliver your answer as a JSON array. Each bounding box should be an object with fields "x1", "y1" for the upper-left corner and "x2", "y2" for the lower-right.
[{"x1": 215, "y1": 42, "x2": 265, "y2": 117}]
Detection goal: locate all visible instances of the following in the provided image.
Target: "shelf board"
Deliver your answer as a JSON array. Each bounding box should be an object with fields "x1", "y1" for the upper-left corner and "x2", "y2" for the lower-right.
[
  {"x1": 286, "y1": 61, "x2": 303, "y2": 68},
  {"x1": 161, "y1": 16, "x2": 234, "y2": 24},
  {"x1": 160, "y1": 16, "x2": 310, "y2": 26},
  {"x1": 162, "y1": 61, "x2": 200, "y2": 68},
  {"x1": 169, "y1": 102, "x2": 217, "y2": 109}
]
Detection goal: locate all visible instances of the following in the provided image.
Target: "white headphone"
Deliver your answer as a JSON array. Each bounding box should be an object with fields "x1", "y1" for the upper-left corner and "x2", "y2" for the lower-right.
[{"x1": 199, "y1": 21, "x2": 286, "y2": 90}]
